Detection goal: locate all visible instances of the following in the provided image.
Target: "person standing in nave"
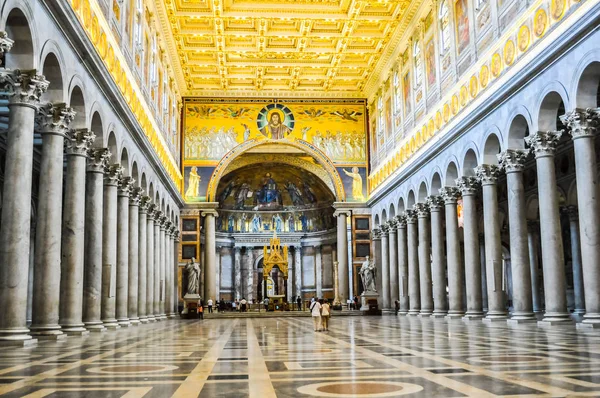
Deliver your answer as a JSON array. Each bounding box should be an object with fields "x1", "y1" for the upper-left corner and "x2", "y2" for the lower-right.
[
  {"x1": 321, "y1": 299, "x2": 331, "y2": 331},
  {"x1": 310, "y1": 298, "x2": 322, "y2": 332}
]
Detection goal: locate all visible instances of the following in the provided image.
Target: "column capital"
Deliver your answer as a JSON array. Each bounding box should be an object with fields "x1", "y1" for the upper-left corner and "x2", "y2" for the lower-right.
[
  {"x1": 129, "y1": 187, "x2": 143, "y2": 206},
  {"x1": 426, "y1": 195, "x2": 444, "y2": 211},
  {"x1": 414, "y1": 202, "x2": 429, "y2": 218},
  {"x1": 439, "y1": 186, "x2": 460, "y2": 204},
  {"x1": 139, "y1": 195, "x2": 151, "y2": 213},
  {"x1": 201, "y1": 210, "x2": 219, "y2": 218},
  {"x1": 456, "y1": 176, "x2": 480, "y2": 196},
  {"x1": 525, "y1": 131, "x2": 562, "y2": 158},
  {"x1": 66, "y1": 129, "x2": 95, "y2": 157},
  {"x1": 104, "y1": 163, "x2": 123, "y2": 186},
  {"x1": 117, "y1": 176, "x2": 134, "y2": 197},
  {"x1": 474, "y1": 164, "x2": 501, "y2": 185},
  {"x1": 561, "y1": 108, "x2": 599, "y2": 139},
  {"x1": 371, "y1": 227, "x2": 382, "y2": 239},
  {"x1": 174, "y1": 230, "x2": 180, "y2": 242},
  {"x1": 87, "y1": 148, "x2": 110, "y2": 173},
  {"x1": 498, "y1": 149, "x2": 529, "y2": 173},
  {"x1": 387, "y1": 219, "x2": 398, "y2": 231},
  {"x1": 35, "y1": 102, "x2": 75, "y2": 137},
  {"x1": 395, "y1": 214, "x2": 407, "y2": 227},
  {"x1": 146, "y1": 203, "x2": 157, "y2": 220},
  {"x1": 0, "y1": 69, "x2": 49, "y2": 107},
  {"x1": 0, "y1": 32, "x2": 14, "y2": 57},
  {"x1": 405, "y1": 209, "x2": 417, "y2": 224},
  {"x1": 333, "y1": 209, "x2": 351, "y2": 218},
  {"x1": 159, "y1": 215, "x2": 169, "y2": 229},
  {"x1": 380, "y1": 224, "x2": 389, "y2": 236},
  {"x1": 561, "y1": 205, "x2": 578, "y2": 221}
]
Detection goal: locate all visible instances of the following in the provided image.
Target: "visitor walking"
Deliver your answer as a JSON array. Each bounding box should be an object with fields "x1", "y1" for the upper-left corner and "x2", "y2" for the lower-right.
[
  {"x1": 232, "y1": 300, "x2": 237, "y2": 312},
  {"x1": 296, "y1": 296, "x2": 302, "y2": 311},
  {"x1": 198, "y1": 300, "x2": 204, "y2": 320},
  {"x1": 354, "y1": 295, "x2": 359, "y2": 310},
  {"x1": 264, "y1": 297, "x2": 270, "y2": 312},
  {"x1": 240, "y1": 297, "x2": 247, "y2": 312},
  {"x1": 394, "y1": 300, "x2": 400, "y2": 315},
  {"x1": 310, "y1": 298, "x2": 322, "y2": 331},
  {"x1": 321, "y1": 299, "x2": 331, "y2": 331},
  {"x1": 207, "y1": 298, "x2": 213, "y2": 313}
]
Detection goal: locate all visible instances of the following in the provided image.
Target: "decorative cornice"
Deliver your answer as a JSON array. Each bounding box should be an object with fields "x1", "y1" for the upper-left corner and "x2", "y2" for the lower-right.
[
  {"x1": 439, "y1": 186, "x2": 460, "y2": 204},
  {"x1": 456, "y1": 176, "x2": 480, "y2": 196},
  {"x1": 475, "y1": 164, "x2": 501, "y2": 185},
  {"x1": 0, "y1": 69, "x2": 48, "y2": 106},
  {"x1": 66, "y1": 129, "x2": 95, "y2": 157},
  {"x1": 525, "y1": 131, "x2": 562, "y2": 158},
  {"x1": 498, "y1": 149, "x2": 529, "y2": 173},
  {"x1": 35, "y1": 102, "x2": 75, "y2": 136}
]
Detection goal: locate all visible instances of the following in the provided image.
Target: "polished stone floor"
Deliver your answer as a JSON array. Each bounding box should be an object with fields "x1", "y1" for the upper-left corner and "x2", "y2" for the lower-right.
[{"x1": 1, "y1": 316, "x2": 600, "y2": 397}]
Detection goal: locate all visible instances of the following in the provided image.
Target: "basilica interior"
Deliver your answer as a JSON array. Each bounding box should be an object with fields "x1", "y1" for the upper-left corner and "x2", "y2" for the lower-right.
[{"x1": 1, "y1": 0, "x2": 600, "y2": 396}]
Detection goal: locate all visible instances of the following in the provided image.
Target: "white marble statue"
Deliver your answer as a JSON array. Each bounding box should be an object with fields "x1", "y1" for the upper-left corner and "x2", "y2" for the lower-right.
[
  {"x1": 185, "y1": 257, "x2": 201, "y2": 295},
  {"x1": 359, "y1": 256, "x2": 377, "y2": 293}
]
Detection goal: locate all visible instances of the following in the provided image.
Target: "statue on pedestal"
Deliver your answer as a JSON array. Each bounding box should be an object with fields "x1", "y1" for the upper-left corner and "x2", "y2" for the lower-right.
[
  {"x1": 184, "y1": 257, "x2": 201, "y2": 296},
  {"x1": 359, "y1": 256, "x2": 377, "y2": 293}
]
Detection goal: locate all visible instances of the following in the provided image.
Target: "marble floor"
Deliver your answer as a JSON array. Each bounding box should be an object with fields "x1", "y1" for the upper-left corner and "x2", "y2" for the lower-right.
[{"x1": 1, "y1": 316, "x2": 600, "y2": 397}]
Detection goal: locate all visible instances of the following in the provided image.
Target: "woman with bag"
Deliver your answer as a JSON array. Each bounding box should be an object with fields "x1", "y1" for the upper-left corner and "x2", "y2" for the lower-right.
[
  {"x1": 321, "y1": 299, "x2": 331, "y2": 331},
  {"x1": 310, "y1": 298, "x2": 322, "y2": 332}
]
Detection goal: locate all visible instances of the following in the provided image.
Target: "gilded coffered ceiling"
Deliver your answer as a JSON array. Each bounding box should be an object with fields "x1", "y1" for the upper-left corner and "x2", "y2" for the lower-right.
[{"x1": 155, "y1": 0, "x2": 424, "y2": 98}]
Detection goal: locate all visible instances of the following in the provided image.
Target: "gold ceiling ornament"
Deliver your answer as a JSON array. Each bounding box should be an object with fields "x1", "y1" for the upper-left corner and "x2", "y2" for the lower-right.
[{"x1": 155, "y1": 0, "x2": 424, "y2": 97}]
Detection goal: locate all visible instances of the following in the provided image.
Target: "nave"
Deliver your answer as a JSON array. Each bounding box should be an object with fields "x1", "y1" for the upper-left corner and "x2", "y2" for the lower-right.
[{"x1": 1, "y1": 317, "x2": 600, "y2": 397}]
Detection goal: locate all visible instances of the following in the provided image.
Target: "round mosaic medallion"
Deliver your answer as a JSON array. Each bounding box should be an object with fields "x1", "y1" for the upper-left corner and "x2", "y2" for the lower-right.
[
  {"x1": 534, "y1": 9, "x2": 548, "y2": 37},
  {"x1": 504, "y1": 40, "x2": 516, "y2": 66},
  {"x1": 518, "y1": 25, "x2": 531, "y2": 52},
  {"x1": 551, "y1": 0, "x2": 566, "y2": 20},
  {"x1": 297, "y1": 381, "x2": 424, "y2": 397}
]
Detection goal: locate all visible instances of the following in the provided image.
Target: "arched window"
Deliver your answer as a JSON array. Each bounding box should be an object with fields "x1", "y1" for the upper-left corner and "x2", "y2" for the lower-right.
[
  {"x1": 439, "y1": 1, "x2": 451, "y2": 54},
  {"x1": 393, "y1": 70, "x2": 401, "y2": 113},
  {"x1": 413, "y1": 40, "x2": 423, "y2": 87},
  {"x1": 134, "y1": 0, "x2": 143, "y2": 46},
  {"x1": 377, "y1": 95, "x2": 384, "y2": 138}
]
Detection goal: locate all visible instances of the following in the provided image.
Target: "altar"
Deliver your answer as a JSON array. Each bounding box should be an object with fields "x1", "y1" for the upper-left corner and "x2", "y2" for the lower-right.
[{"x1": 267, "y1": 295, "x2": 288, "y2": 311}]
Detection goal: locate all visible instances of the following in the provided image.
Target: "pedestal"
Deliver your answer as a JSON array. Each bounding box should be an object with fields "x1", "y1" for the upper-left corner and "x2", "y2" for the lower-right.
[
  {"x1": 181, "y1": 294, "x2": 201, "y2": 318},
  {"x1": 360, "y1": 292, "x2": 381, "y2": 315}
]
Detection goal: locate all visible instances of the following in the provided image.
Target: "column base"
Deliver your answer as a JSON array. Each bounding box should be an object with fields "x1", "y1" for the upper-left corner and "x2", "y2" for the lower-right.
[
  {"x1": 430, "y1": 312, "x2": 447, "y2": 319},
  {"x1": 102, "y1": 320, "x2": 121, "y2": 330},
  {"x1": 84, "y1": 322, "x2": 106, "y2": 333},
  {"x1": 146, "y1": 316, "x2": 156, "y2": 322},
  {"x1": 510, "y1": 311, "x2": 536, "y2": 321},
  {"x1": 34, "y1": 333, "x2": 67, "y2": 341},
  {"x1": 540, "y1": 312, "x2": 572, "y2": 325},
  {"x1": 507, "y1": 318, "x2": 536, "y2": 325},
  {"x1": 61, "y1": 325, "x2": 90, "y2": 336},
  {"x1": 129, "y1": 319, "x2": 141, "y2": 326},
  {"x1": 573, "y1": 309, "x2": 586, "y2": 316},
  {"x1": 117, "y1": 320, "x2": 131, "y2": 328},
  {"x1": 538, "y1": 317, "x2": 573, "y2": 328},
  {"x1": 138, "y1": 317, "x2": 149, "y2": 324},
  {"x1": 482, "y1": 317, "x2": 508, "y2": 324},
  {"x1": 445, "y1": 312, "x2": 465, "y2": 319},
  {"x1": 398, "y1": 311, "x2": 409, "y2": 316},
  {"x1": 0, "y1": 338, "x2": 38, "y2": 347},
  {"x1": 418, "y1": 311, "x2": 433, "y2": 317},
  {"x1": 462, "y1": 315, "x2": 484, "y2": 322},
  {"x1": 408, "y1": 310, "x2": 420, "y2": 316},
  {"x1": 577, "y1": 322, "x2": 600, "y2": 329},
  {"x1": 30, "y1": 326, "x2": 66, "y2": 340},
  {"x1": 0, "y1": 328, "x2": 38, "y2": 346}
]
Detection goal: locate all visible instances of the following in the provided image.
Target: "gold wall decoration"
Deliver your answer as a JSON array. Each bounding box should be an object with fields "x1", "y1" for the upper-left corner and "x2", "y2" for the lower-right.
[
  {"x1": 479, "y1": 65, "x2": 490, "y2": 88},
  {"x1": 518, "y1": 25, "x2": 531, "y2": 52},
  {"x1": 551, "y1": 0, "x2": 566, "y2": 20},
  {"x1": 504, "y1": 40, "x2": 516, "y2": 66},
  {"x1": 534, "y1": 9, "x2": 548, "y2": 37}
]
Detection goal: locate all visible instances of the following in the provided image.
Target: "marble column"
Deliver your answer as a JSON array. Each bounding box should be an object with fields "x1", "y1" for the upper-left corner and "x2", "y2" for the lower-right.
[
  {"x1": 234, "y1": 247, "x2": 242, "y2": 300},
  {"x1": 315, "y1": 245, "x2": 323, "y2": 298},
  {"x1": 440, "y1": 187, "x2": 464, "y2": 318},
  {"x1": 101, "y1": 164, "x2": 122, "y2": 330},
  {"x1": 456, "y1": 177, "x2": 484, "y2": 319},
  {"x1": 334, "y1": 210, "x2": 350, "y2": 303},
  {"x1": 415, "y1": 203, "x2": 433, "y2": 316},
  {"x1": 29, "y1": 104, "x2": 74, "y2": 339},
  {"x1": 294, "y1": 246, "x2": 302, "y2": 301},
  {"x1": 564, "y1": 206, "x2": 585, "y2": 316},
  {"x1": 127, "y1": 187, "x2": 142, "y2": 325},
  {"x1": 396, "y1": 215, "x2": 409, "y2": 314},
  {"x1": 247, "y1": 248, "x2": 255, "y2": 302},
  {"x1": 82, "y1": 149, "x2": 110, "y2": 332},
  {"x1": 145, "y1": 206, "x2": 156, "y2": 322},
  {"x1": 137, "y1": 196, "x2": 149, "y2": 323},
  {"x1": 498, "y1": 150, "x2": 535, "y2": 323},
  {"x1": 479, "y1": 234, "x2": 488, "y2": 312},
  {"x1": 406, "y1": 210, "x2": 420, "y2": 315},
  {"x1": 215, "y1": 248, "x2": 221, "y2": 301},
  {"x1": 287, "y1": 249, "x2": 294, "y2": 302},
  {"x1": 525, "y1": 131, "x2": 571, "y2": 324},
  {"x1": 527, "y1": 220, "x2": 543, "y2": 313},
  {"x1": 59, "y1": 129, "x2": 95, "y2": 336},
  {"x1": 388, "y1": 220, "x2": 399, "y2": 305},
  {"x1": 165, "y1": 224, "x2": 174, "y2": 318},
  {"x1": 0, "y1": 70, "x2": 47, "y2": 345},
  {"x1": 116, "y1": 177, "x2": 133, "y2": 327},
  {"x1": 173, "y1": 230, "x2": 180, "y2": 315},
  {"x1": 475, "y1": 165, "x2": 507, "y2": 321},
  {"x1": 154, "y1": 213, "x2": 163, "y2": 319},
  {"x1": 428, "y1": 196, "x2": 447, "y2": 318},
  {"x1": 379, "y1": 225, "x2": 390, "y2": 309},
  {"x1": 159, "y1": 215, "x2": 168, "y2": 319},
  {"x1": 562, "y1": 110, "x2": 600, "y2": 327},
  {"x1": 202, "y1": 210, "x2": 218, "y2": 302}
]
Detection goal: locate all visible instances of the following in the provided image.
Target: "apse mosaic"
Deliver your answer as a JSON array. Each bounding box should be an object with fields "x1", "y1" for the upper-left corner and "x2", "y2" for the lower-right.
[{"x1": 182, "y1": 98, "x2": 368, "y2": 203}]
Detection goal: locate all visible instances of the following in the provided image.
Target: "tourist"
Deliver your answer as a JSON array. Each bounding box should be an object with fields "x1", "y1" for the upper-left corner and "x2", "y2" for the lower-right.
[
  {"x1": 395, "y1": 300, "x2": 400, "y2": 315},
  {"x1": 321, "y1": 299, "x2": 331, "y2": 331},
  {"x1": 232, "y1": 300, "x2": 237, "y2": 312},
  {"x1": 310, "y1": 298, "x2": 322, "y2": 331},
  {"x1": 219, "y1": 299, "x2": 225, "y2": 313},
  {"x1": 354, "y1": 295, "x2": 359, "y2": 310},
  {"x1": 241, "y1": 297, "x2": 247, "y2": 312},
  {"x1": 296, "y1": 296, "x2": 302, "y2": 311},
  {"x1": 198, "y1": 300, "x2": 204, "y2": 320},
  {"x1": 264, "y1": 297, "x2": 270, "y2": 312},
  {"x1": 207, "y1": 298, "x2": 213, "y2": 313}
]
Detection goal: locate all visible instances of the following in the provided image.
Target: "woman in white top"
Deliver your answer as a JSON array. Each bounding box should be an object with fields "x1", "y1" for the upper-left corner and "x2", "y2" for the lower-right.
[
  {"x1": 310, "y1": 299, "x2": 322, "y2": 331},
  {"x1": 321, "y1": 300, "x2": 331, "y2": 331}
]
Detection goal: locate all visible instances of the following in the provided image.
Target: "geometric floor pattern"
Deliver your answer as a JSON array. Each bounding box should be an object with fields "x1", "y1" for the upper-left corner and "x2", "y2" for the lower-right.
[{"x1": 1, "y1": 316, "x2": 600, "y2": 397}]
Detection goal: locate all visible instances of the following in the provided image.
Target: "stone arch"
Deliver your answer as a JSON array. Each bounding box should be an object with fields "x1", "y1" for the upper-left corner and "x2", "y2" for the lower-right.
[
  {"x1": 445, "y1": 159, "x2": 459, "y2": 186},
  {"x1": 506, "y1": 112, "x2": 531, "y2": 150},
  {"x1": 537, "y1": 91, "x2": 567, "y2": 132},
  {"x1": 461, "y1": 146, "x2": 479, "y2": 176},
  {"x1": 417, "y1": 181, "x2": 428, "y2": 202},
  {"x1": 131, "y1": 161, "x2": 139, "y2": 187},
  {"x1": 381, "y1": 208, "x2": 388, "y2": 223},
  {"x1": 482, "y1": 131, "x2": 502, "y2": 165},
  {"x1": 430, "y1": 172, "x2": 442, "y2": 195},
  {"x1": 140, "y1": 172, "x2": 147, "y2": 194},
  {"x1": 107, "y1": 131, "x2": 118, "y2": 164},
  {"x1": 388, "y1": 202, "x2": 396, "y2": 219},
  {"x1": 407, "y1": 190, "x2": 416, "y2": 208},
  {"x1": 120, "y1": 147, "x2": 129, "y2": 175},
  {"x1": 567, "y1": 179, "x2": 578, "y2": 206},
  {"x1": 2, "y1": 6, "x2": 35, "y2": 69},
  {"x1": 68, "y1": 85, "x2": 86, "y2": 129},
  {"x1": 39, "y1": 50, "x2": 64, "y2": 103},
  {"x1": 148, "y1": 181, "x2": 154, "y2": 201},
  {"x1": 89, "y1": 110, "x2": 104, "y2": 148},
  {"x1": 374, "y1": 213, "x2": 380, "y2": 228},
  {"x1": 397, "y1": 197, "x2": 405, "y2": 214},
  {"x1": 573, "y1": 56, "x2": 600, "y2": 108},
  {"x1": 206, "y1": 139, "x2": 346, "y2": 202}
]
